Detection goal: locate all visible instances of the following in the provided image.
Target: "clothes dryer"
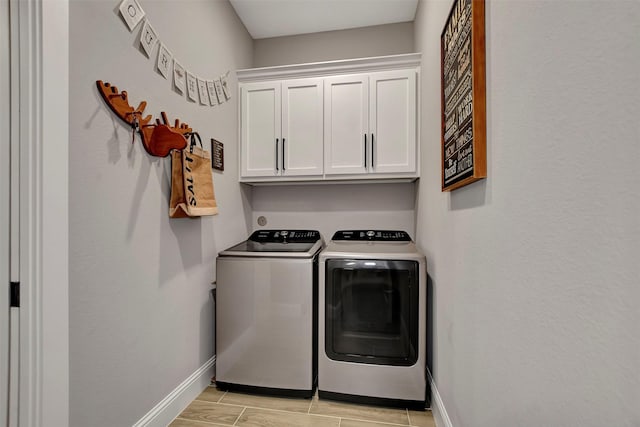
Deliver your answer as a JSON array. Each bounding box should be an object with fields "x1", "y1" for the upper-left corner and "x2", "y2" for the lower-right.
[{"x1": 319, "y1": 230, "x2": 427, "y2": 408}]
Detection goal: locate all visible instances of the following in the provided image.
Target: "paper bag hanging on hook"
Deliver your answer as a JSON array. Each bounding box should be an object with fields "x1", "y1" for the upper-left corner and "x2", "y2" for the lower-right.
[{"x1": 169, "y1": 133, "x2": 218, "y2": 218}]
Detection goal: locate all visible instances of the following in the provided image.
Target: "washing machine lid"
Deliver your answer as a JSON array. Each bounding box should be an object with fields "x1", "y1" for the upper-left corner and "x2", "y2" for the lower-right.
[{"x1": 219, "y1": 229, "x2": 323, "y2": 258}]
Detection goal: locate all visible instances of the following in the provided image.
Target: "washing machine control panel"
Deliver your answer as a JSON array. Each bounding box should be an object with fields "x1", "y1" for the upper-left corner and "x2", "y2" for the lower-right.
[
  {"x1": 249, "y1": 229, "x2": 321, "y2": 243},
  {"x1": 332, "y1": 230, "x2": 412, "y2": 242}
]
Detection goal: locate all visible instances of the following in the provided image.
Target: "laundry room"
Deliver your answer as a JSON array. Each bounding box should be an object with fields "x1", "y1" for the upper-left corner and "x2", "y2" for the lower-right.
[
  {"x1": 68, "y1": 1, "x2": 427, "y2": 425},
  {"x1": 5, "y1": 0, "x2": 636, "y2": 426}
]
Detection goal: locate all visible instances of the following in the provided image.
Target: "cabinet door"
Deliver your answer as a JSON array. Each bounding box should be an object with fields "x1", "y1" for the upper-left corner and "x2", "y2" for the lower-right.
[
  {"x1": 240, "y1": 82, "x2": 281, "y2": 177},
  {"x1": 282, "y1": 78, "x2": 323, "y2": 177},
  {"x1": 369, "y1": 70, "x2": 417, "y2": 174},
  {"x1": 324, "y1": 75, "x2": 369, "y2": 175}
]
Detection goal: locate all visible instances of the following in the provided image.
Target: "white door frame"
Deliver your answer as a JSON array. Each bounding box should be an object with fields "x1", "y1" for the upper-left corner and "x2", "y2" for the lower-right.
[
  {"x1": 12, "y1": 0, "x2": 69, "y2": 426},
  {"x1": 1, "y1": 0, "x2": 12, "y2": 424}
]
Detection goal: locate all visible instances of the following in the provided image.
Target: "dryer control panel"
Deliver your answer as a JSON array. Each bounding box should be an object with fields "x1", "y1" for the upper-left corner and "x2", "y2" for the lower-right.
[
  {"x1": 331, "y1": 230, "x2": 412, "y2": 242},
  {"x1": 249, "y1": 229, "x2": 321, "y2": 243}
]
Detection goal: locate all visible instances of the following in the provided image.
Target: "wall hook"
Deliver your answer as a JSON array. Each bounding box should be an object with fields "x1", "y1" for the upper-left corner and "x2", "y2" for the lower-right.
[{"x1": 96, "y1": 80, "x2": 192, "y2": 157}]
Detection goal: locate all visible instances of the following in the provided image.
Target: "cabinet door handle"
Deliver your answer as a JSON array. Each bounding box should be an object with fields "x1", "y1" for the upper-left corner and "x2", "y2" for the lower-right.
[
  {"x1": 371, "y1": 133, "x2": 375, "y2": 169},
  {"x1": 364, "y1": 134, "x2": 367, "y2": 169},
  {"x1": 282, "y1": 138, "x2": 286, "y2": 171},
  {"x1": 275, "y1": 138, "x2": 279, "y2": 171}
]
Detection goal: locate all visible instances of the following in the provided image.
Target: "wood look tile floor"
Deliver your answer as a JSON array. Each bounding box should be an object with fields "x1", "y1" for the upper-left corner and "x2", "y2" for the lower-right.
[{"x1": 169, "y1": 386, "x2": 435, "y2": 427}]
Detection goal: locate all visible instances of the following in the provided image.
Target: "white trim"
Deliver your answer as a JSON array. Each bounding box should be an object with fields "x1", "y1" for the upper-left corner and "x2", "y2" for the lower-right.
[
  {"x1": 240, "y1": 176, "x2": 419, "y2": 185},
  {"x1": 237, "y1": 53, "x2": 422, "y2": 81},
  {"x1": 16, "y1": 1, "x2": 70, "y2": 426},
  {"x1": 427, "y1": 369, "x2": 453, "y2": 427},
  {"x1": 0, "y1": 0, "x2": 12, "y2": 424},
  {"x1": 132, "y1": 356, "x2": 216, "y2": 427},
  {"x1": 17, "y1": 0, "x2": 45, "y2": 424},
  {"x1": 40, "y1": 1, "x2": 70, "y2": 425}
]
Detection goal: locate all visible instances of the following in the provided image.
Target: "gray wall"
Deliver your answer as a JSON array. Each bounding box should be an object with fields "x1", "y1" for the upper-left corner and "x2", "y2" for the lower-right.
[
  {"x1": 250, "y1": 22, "x2": 417, "y2": 239},
  {"x1": 414, "y1": 1, "x2": 640, "y2": 426},
  {"x1": 253, "y1": 22, "x2": 414, "y2": 67},
  {"x1": 68, "y1": 0, "x2": 252, "y2": 425},
  {"x1": 251, "y1": 183, "x2": 417, "y2": 239}
]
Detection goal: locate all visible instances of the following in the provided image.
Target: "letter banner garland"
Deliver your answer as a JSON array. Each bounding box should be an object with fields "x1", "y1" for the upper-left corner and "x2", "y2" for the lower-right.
[{"x1": 117, "y1": 0, "x2": 231, "y2": 107}]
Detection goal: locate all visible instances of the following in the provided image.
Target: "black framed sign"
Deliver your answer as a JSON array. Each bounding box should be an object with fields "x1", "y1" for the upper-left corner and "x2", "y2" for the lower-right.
[
  {"x1": 211, "y1": 138, "x2": 224, "y2": 171},
  {"x1": 441, "y1": 0, "x2": 486, "y2": 191}
]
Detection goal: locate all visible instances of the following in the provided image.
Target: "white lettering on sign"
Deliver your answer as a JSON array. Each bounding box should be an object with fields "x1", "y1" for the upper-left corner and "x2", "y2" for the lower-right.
[
  {"x1": 457, "y1": 92, "x2": 473, "y2": 126},
  {"x1": 457, "y1": 153, "x2": 473, "y2": 173},
  {"x1": 456, "y1": 127, "x2": 473, "y2": 151},
  {"x1": 445, "y1": 161, "x2": 458, "y2": 179}
]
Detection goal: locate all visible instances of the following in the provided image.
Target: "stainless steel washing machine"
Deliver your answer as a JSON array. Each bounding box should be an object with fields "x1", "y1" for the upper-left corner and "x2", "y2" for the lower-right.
[
  {"x1": 216, "y1": 229, "x2": 323, "y2": 397},
  {"x1": 319, "y1": 230, "x2": 427, "y2": 409}
]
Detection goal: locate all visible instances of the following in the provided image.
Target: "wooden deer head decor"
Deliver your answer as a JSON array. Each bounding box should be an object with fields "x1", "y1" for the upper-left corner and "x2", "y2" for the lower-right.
[{"x1": 96, "y1": 80, "x2": 191, "y2": 157}]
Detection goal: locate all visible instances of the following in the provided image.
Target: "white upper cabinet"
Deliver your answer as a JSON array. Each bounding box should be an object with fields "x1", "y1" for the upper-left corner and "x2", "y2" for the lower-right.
[
  {"x1": 237, "y1": 53, "x2": 420, "y2": 184},
  {"x1": 282, "y1": 79, "x2": 324, "y2": 177},
  {"x1": 240, "y1": 82, "x2": 281, "y2": 178},
  {"x1": 324, "y1": 75, "x2": 369, "y2": 175},
  {"x1": 324, "y1": 70, "x2": 417, "y2": 176},
  {"x1": 240, "y1": 78, "x2": 323, "y2": 178},
  {"x1": 369, "y1": 69, "x2": 417, "y2": 174}
]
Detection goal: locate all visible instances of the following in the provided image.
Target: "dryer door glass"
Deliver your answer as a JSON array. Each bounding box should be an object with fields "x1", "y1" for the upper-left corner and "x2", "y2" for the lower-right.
[{"x1": 325, "y1": 259, "x2": 418, "y2": 366}]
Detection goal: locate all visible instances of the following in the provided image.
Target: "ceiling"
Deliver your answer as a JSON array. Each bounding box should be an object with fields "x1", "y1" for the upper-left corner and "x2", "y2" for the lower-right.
[{"x1": 229, "y1": 0, "x2": 419, "y2": 39}]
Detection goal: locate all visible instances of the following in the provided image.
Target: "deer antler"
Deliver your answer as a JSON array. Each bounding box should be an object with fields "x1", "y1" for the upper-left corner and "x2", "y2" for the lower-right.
[{"x1": 96, "y1": 80, "x2": 191, "y2": 157}]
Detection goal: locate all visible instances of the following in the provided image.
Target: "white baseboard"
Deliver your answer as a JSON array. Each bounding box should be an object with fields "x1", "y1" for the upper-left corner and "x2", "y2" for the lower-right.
[
  {"x1": 132, "y1": 356, "x2": 215, "y2": 427},
  {"x1": 427, "y1": 369, "x2": 453, "y2": 427}
]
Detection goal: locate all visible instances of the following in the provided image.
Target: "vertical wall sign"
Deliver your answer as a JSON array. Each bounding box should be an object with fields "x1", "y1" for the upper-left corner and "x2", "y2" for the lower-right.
[
  {"x1": 211, "y1": 139, "x2": 224, "y2": 171},
  {"x1": 441, "y1": 0, "x2": 486, "y2": 191}
]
